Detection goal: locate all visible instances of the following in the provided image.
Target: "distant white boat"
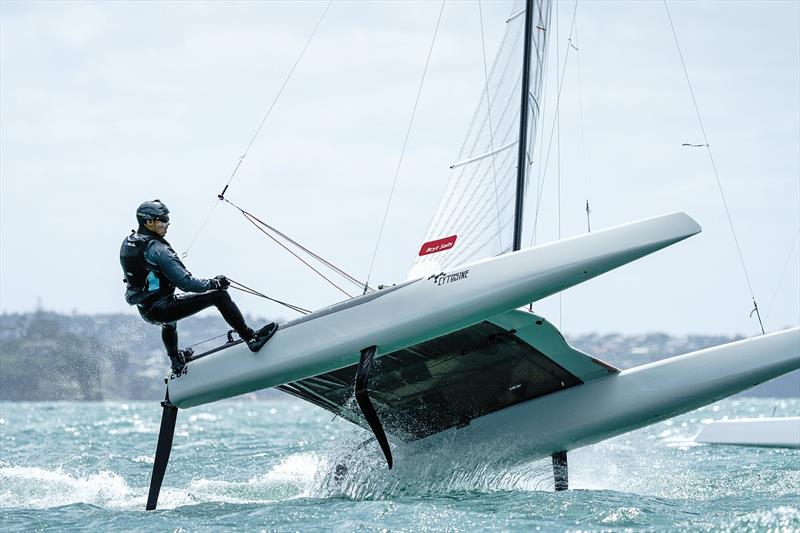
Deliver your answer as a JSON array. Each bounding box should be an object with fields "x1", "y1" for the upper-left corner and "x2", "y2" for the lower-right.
[{"x1": 695, "y1": 417, "x2": 800, "y2": 449}]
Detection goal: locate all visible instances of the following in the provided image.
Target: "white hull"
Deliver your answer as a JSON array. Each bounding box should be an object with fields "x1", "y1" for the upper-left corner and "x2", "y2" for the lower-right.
[
  {"x1": 169, "y1": 211, "x2": 701, "y2": 408},
  {"x1": 695, "y1": 417, "x2": 800, "y2": 448},
  {"x1": 406, "y1": 327, "x2": 800, "y2": 461},
  {"x1": 164, "y1": 210, "x2": 800, "y2": 464}
]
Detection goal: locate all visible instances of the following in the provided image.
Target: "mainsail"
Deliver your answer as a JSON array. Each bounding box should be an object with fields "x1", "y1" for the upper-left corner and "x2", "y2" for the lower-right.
[{"x1": 408, "y1": 0, "x2": 552, "y2": 279}]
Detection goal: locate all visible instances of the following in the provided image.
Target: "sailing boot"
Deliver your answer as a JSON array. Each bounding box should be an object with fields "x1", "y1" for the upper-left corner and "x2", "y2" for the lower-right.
[
  {"x1": 169, "y1": 348, "x2": 193, "y2": 375},
  {"x1": 246, "y1": 322, "x2": 278, "y2": 352}
]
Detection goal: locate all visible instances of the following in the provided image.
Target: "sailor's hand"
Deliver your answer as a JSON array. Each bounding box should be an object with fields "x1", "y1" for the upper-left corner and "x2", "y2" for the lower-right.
[{"x1": 211, "y1": 275, "x2": 230, "y2": 290}]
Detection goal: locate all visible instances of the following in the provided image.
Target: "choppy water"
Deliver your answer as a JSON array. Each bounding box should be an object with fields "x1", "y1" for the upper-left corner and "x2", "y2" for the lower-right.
[{"x1": 1, "y1": 397, "x2": 798, "y2": 532}]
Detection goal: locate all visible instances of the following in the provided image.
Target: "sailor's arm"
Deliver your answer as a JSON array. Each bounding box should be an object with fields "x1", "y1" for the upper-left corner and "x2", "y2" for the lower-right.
[{"x1": 146, "y1": 241, "x2": 215, "y2": 293}]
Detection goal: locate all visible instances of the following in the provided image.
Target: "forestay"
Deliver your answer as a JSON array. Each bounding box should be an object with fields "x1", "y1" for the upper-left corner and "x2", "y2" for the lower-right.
[{"x1": 408, "y1": 0, "x2": 552, "y2": 279}]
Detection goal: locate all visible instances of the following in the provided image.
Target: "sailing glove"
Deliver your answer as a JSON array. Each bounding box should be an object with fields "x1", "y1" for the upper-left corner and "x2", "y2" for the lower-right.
[{"x1": 211, "y1": 275, "x2": 230, "y2": 290}]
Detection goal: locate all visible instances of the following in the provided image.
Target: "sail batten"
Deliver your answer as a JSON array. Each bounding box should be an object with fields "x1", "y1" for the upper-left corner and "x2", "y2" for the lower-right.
[{"x1": 450, "y1": 140, "x2": 518, "y2": 170}]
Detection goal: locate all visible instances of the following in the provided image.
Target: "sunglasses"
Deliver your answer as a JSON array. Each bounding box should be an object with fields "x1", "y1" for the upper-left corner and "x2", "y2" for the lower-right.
[{"x1": 154, "y1": 216, "x2": 170, "y2": 224}]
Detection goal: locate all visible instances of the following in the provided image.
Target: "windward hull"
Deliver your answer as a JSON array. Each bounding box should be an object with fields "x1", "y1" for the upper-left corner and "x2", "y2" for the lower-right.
[
  {"x1": 168, "y1": 211, "x2": 701, "y2": 408},
  {"x1": 164, "y1": 210, "x2": 800, "y2": 467}
]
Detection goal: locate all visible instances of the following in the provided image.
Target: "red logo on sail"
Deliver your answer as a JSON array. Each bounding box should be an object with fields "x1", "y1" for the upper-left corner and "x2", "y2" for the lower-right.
[{"x1": 418, "y1": 235, "x2": 457, "y2": 256}]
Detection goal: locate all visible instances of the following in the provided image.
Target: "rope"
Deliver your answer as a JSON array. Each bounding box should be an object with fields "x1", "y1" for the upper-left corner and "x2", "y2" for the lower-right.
[
  {"x1": 185, "y1": 332, "x2": 230, "y2": 350},
  {"x1": 182, "y1": 280, "x2": 310, "y2": 348},
  {"x1": 219, "y1": 197, "x2": 361, "y2": 297},
  {"x1": 181, "y1": 197, "x2": 221, "y2": 259},
  {"x1": 221, "y1": 197, "x2": 366, "y2": 293},
  {"x1": 221, "y1": 0, "x2": 334, "y2": 197},
  {"x1": 478, "y1": 0, "x2": 504, "y2": 252},
  {"x1": 241, "y1": 210, "x2": 351, "y2": 298},
  {"x1": 363, "y1": 0, "x2": 446, "y2": 293},
  {"x1": 182, "y1": 0, "x2": 333, "y2": 259},
  {"x1": 663, "y1": 0, "x2": 764, "y2": 334},
  {"x1": 228, "y1": 278, "x2": 311, "y2": 315}
]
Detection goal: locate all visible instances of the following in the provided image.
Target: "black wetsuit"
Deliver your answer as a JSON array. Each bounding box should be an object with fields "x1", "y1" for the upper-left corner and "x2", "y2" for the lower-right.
[{"x1": 120, "y1": 227, "x2": 254, "y2": 358}]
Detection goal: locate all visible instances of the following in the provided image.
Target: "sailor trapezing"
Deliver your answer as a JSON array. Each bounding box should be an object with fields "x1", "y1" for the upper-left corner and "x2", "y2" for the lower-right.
[{"x1": 120, "y1": 199, "x2": 277, "y2": 374}]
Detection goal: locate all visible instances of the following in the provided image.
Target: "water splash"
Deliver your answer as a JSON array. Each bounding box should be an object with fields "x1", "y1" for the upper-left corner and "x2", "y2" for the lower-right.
[
  {"x1": 0, "y1": 398, "x2": 797, "y2": 530},
  {"x1": 0, "y1": 466, "x2": 135, "y2": 509}
]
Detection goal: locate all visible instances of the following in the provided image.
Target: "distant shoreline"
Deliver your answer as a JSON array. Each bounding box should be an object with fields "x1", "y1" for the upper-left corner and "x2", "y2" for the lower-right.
[{"x1": 1, "y1": 311, "x2": 797, "y2": 401}]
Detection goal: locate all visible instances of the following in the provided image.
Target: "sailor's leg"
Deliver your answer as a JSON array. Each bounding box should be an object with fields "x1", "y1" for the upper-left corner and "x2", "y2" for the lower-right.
[
  {"x1": 207, "y1": 291, "x2": 278, "y2": 351},
  {"x1": 212, "y1": 291, "x2": 254, "y2": 340},
  {"x1": 151, "y1": 292, "x2": 254, "y2": 340},
  {"x1": 161, "y1": 323, "x2": 179, "y2": 357},
  {"x1": 159, "y1": 323, "x2": 186, "y2": 373}
]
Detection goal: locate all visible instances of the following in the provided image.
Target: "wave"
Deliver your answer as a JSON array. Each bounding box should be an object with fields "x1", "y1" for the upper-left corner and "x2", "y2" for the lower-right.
[
  {"x1": 0, "y1": 467, "x2": 138, "y2": 509},
  {"x1": 0, "y1": 452, "x2": 324, "y2": 511}
]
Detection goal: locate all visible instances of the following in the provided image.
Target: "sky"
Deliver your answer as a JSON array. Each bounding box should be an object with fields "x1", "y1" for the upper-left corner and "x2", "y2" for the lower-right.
[{"x1": 1, "y1": 0, "x2": 798, "y2": 336}]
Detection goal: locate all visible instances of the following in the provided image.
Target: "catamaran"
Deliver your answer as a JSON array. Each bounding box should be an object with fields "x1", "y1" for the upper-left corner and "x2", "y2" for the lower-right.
[{"x1": 144, "y1": 0, "x2": 800, "y2": 510}]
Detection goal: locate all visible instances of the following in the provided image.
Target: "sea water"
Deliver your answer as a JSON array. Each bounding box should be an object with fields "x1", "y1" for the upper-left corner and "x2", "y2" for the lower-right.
[{"x1": 1, "y1": 397, "x2": 798, "y2": 532}]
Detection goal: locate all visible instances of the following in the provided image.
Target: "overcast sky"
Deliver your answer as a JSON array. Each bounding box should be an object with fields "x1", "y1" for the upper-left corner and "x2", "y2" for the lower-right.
[{"x1": 1, "y1": 0, "x2": 798, "y2": 336}]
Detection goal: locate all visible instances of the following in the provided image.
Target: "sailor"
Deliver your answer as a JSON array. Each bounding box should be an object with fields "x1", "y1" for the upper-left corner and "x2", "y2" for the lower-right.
[{"x1": 120, "y1": 199, "x2": 277, "y2": 373}]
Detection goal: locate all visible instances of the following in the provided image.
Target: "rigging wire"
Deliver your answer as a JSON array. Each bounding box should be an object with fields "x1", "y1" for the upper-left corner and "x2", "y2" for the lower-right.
[
  {"x1": 220, "y1": 196, "x2": 362, "y2": 297},
  {"x1": 228, "y1": 278, "x2": 312, "y2": 315},
  {"x1": 363, "y1": 0, "x2": 447, "y2": 294},
  {"x1": 764, "y1": 226, "x2": 800, "y2": 325},
  {"x1": 225, "y1": 198, "x2": 367, "y2": 290},
  {"x1": 530, "y1": 0, "x2": 579, "y2": 246},
  {"x1": 182, "y1": 0, "x2": 334, "y2": 259},
  {"x1": 182, "y1": 197, "x2": 222, "y2": 259},
  {"x1": 525, "y1": 0, "x2": 547, "y2": 171},
  {"x1": 572, "y1": 12, "x2": 591, "y2": 233},
  {"x1": 241, "y1": 210, "x2": 353, "y2": 298},
  {"x1": 529, "y1": 9, "x2": 552, "y2": 250},
  {"x1": 478, "y1": 0, "x2": 505, "y2": 252},
  {"x1": 663, "y1": 0, "x2": 764, "y2": 334}
]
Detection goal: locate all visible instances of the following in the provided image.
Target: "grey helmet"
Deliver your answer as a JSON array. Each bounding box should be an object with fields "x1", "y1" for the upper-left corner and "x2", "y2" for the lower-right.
[{"x1": 136, "y1": 199, "x2": 170, "y2": 226}]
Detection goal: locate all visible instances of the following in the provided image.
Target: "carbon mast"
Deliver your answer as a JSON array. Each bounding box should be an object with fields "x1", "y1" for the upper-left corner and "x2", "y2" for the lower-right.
[
  {"x1": 512, "y1": 0, "x2": 535, "y2": 252},
  {"x1": 512, "y1": 0, "x2": 570, "y2": 489}
]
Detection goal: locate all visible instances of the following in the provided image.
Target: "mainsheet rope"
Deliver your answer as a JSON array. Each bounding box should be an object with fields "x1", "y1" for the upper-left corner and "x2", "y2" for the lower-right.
[{"x1": 663, "y1": 0, "x2": 764, "y2": 334}]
